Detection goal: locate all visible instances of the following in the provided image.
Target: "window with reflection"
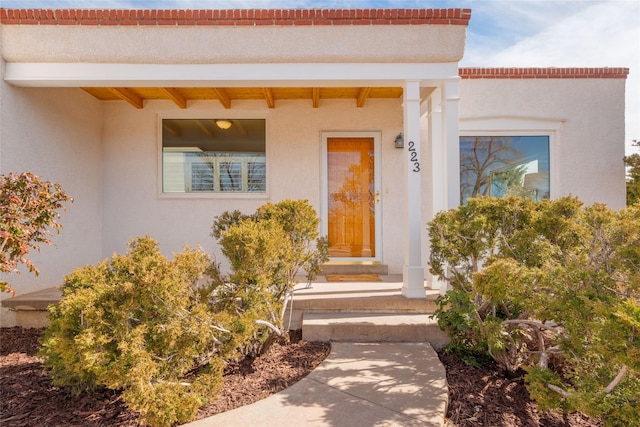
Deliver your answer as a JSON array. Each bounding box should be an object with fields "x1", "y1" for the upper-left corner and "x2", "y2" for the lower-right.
[
  {"x1": 162, "y1": 119, "x2": 266, "y2": 193},
  {"x1": 460, "y1": 135, "x2": 550, "y2": 203}
]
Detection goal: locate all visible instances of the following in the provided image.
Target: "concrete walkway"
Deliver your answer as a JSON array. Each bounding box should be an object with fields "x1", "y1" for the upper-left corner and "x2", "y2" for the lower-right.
[{"x1": 184, "y1": 342, "x2": 448, "y2": 427}]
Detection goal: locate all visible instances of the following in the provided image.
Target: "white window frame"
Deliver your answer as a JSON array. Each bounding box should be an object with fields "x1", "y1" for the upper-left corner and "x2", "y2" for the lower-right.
[
  {"x1": 459, "y1": 116, "x2": 563, "y2": 200},
  {"x1": 157, "y1": 114, "x2": 270, "y2": 199}
]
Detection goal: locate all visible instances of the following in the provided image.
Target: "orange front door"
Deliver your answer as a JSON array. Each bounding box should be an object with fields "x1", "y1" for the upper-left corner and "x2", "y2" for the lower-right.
[{"x1": 326, "y1": 137, "x2": 375, "y2": 258}]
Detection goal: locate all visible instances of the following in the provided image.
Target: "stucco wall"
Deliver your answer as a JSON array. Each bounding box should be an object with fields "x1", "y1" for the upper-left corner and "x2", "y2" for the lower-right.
[
  {"x1": 100, "y1": 97, "x2": 407, "y2": 275},
  {"x1": 2, "y1": 25, "x2": 466, "y2": 65},
  {"x1": 0, "y1": 82, "x2": 104, "y2": 299},
  {"x1": 1, "y1": 7, "x2": 468, "y2": 65},
  {"x1": 458, "y1": 78, "x2": 627, "y2": 209}
]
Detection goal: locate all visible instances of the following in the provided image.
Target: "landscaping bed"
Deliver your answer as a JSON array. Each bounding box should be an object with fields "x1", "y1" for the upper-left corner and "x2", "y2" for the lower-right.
[
  {"x1": 1, "y1": 327, "x2": 600, "y2": 426},
  {"x1": 1, "y1": 327, "x2": 329, "y2": 426},
  {"x1": 441, "y1": 352, "x2": 601, "y2": 426}
]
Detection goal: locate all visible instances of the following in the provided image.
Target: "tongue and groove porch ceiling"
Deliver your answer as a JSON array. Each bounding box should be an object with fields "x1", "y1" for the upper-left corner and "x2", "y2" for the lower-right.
[{"x1": 81, "y1": 86, "x2": 404, "y2": 109}]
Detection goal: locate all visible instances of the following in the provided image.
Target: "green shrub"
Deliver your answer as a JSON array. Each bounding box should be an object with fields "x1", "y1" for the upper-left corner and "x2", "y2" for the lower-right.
[
  {"x1": 40, "y1": 236, "x2": 232, "y2": 427},
  {"x1": 429, "y1": 196, "x2": 640, "y2": 425},
  {"x1": 211, "y1": 199, "x2": 329, "y2": 341},
  {"x1": 434, "y1": 289, "x2": 488, "y2": 366},
  {"x1": 252, "y1": 199, "x2": 329, "y2": 296}
]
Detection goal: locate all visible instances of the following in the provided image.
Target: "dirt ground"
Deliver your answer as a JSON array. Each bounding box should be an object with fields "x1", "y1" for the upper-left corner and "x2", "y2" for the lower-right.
[{"x1": 1, "y1": 327, "x2": 600, "y2": 426}]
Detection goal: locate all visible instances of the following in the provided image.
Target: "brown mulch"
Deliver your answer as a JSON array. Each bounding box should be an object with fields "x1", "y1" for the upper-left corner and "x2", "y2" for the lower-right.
[
  {"x1": 440, "y1": 352, "x2": 601, "y2": 427},
  {"x1": 1, "y1": 327, "x2": 601, "y2": 426},
  {"x1": 0, "y1": 327, "x2": 330, "y2": 426}
]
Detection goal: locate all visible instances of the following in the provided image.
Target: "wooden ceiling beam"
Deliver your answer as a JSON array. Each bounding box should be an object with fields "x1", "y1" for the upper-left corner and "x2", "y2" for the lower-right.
[
  {"x1": 160, "y1": 87, "x2": 187, "y2": 109},
  {"x1": 194, "y1": 120, "x2": 215, "y2": 137},
  {"x1": 108, "y1": 87, "x2": 143, "y2": 109},
  {"x1": 212, "y1": 88, "x2": 231, "y2": 109},
  {"x1": 85, "y1": 86, "x2": 405, "y2": 108},
  {"x1": 356, "y1": 87, "x2": 372, "y2": 108},
  {"x1": 262, "y1": 88, "x2": 275, "y2": 109},
  {"x1": 163, "y1": 121, "x2": 181, "y2": 137},
  {"x1": 233, "y1": 120, "x2": 248, "y2": 137}
]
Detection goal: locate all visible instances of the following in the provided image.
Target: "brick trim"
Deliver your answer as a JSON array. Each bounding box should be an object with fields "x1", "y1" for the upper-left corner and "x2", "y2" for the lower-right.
[
  {"x1": 0, "y1": 8, "x2": 471, "y2": 26},
  {"x1": 460, "y1": 67, "x2": 629, "y2": 79}
]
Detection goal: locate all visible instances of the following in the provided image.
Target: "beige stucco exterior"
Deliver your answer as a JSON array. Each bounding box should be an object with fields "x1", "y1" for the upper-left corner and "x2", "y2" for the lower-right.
[
  {"x1": 0, "y1": 87, "x2": 413, "y2": 299},
  {"x1": 458, "y1": 78, "x2": 627, "y2": 208},
  {"x1": 99, "y1": 97, "x2": 407, "y2": 274},
  {"x1": 1, "y1": 25, "x2": 466, "y2": 64},
  {"x1": 0, "y1": 81, "x2": 105, "y2": 296}
]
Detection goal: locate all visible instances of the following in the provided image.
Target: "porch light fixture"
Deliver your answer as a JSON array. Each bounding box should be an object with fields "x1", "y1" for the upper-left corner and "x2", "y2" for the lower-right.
[
  {"x1": 394, "y1": 132, "x2": 404, "y2": 149},
  {"x1": 215, "y1": 120, "x2": 233, "y2": 130}
]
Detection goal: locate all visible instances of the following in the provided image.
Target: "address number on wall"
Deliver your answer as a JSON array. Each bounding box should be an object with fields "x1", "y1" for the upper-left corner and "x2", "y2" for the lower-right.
[{"x1": 408, "y1": 141, "x2": 420, "y2": 172}]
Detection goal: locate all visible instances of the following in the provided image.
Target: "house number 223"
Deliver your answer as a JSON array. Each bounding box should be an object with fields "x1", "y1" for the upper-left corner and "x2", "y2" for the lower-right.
[{"x1": 407, "y1": 141, "x2": 420, "y2": 172}]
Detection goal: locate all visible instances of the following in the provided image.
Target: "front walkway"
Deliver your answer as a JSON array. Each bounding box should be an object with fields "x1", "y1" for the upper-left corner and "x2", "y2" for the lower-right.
[{"x1": 184, "y1": 341, "x2": 448, "y2": 427}]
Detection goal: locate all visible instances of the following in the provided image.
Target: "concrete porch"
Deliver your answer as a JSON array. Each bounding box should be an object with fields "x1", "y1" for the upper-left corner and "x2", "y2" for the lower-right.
[
  {"x1": 1, "y1": 286, "x2": 61, "y2": 328},
  {"x1": 1, "y1": 276, "x2": 450, "y2": 351}
]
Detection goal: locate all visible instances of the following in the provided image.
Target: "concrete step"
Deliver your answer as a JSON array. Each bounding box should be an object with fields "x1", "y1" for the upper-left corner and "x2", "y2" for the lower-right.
[
  {"x1": 320, "y1": 264, "x2": 389, "y2": 275},
  {"x1": 291, "y1": 293, "x2": 439, "y2": 313},
  {"x1": 284, "y1": 282, "x2": 440, "y2": 330},
  {"x1": 302, "y1": 311, "x2": 450, "y2": 349},
  {"x1": 1, "y1": 286, "x2": 61, "y2": 328}
]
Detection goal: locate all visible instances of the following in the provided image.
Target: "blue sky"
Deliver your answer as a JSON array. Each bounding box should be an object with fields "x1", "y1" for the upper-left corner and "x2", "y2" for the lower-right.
[{"x1": 1, "y1": 0, "x2": 639, "y2": 154}]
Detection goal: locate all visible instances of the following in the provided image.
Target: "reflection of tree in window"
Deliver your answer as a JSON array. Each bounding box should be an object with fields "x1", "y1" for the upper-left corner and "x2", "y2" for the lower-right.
[
  {"x1": 327, "y1": 143, "x2": 375, "y2": 257},
  {"x1": 460, "y1": 136, "x2": 550, "y2": 203},
  {"x1": 219, "y1": 160, "x2": 241, "y2": 192},
  {"x1": 490, "y1": 165, "x2": 529, "y2": 198},
  {"x1": 460, "y1": 136, "x2": 524, "y2": 201},
  {"x1": 331, "y1": 164, "x2": 369, "y2": 211},
  {"x1": 162, "y1": 118, "x2": 266, "y2": 194},
  {"x1": 329, "y1": 152, "x2": 374, "y2": 217},
  {"x1": 247, "y1": 162, "x2": 266, "y2": 192},
  {"x1": 191, "y1": 154, "x2": 215, "y2": 191}
]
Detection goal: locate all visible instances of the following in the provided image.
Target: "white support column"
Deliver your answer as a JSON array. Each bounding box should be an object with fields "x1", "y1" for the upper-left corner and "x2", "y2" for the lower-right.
[
  {"x1": 427, "y1": 79, "x2": 460, "y2": 296},
  {"x1": 430, "y1": 78, "x2": 461, "y2": 296},
  {"x1": 402, "y1": 80, "x2": 426, "y2": 299},
  {"x1": 427, "y1": 88, "x2": 448, "y2": 294},
  {"x1": 443, "y1": 79, "x2": 461, "y2": 209},
  {"x1": 429, "y1": 88, "x2": 446, "y2": 217}
]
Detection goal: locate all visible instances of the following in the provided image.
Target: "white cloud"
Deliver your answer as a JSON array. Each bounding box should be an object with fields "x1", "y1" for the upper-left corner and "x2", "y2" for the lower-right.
[
  {"x1": 462, "y1": 0, "x2": 640, "y2": 154},
  {"x1": 462, "y1": 1, "x2": 587, "y2": 60},
  {"x1": 476, "y1": 2, "x2": 637, "y2": 67}
]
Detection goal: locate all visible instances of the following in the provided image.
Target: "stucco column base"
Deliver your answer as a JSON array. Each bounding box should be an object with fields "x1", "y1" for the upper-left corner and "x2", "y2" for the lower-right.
[{"x1": 402, "y1": 265, "x2": 426, "y2": 299}]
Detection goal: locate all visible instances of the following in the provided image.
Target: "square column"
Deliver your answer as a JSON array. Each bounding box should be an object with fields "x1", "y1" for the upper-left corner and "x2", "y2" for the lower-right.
[
  {"x1": 427, "y1": 79, "x2": 460, "y2": 296},
  {"x1": 428, "y1": 88, "x2": 446, "y2": 218},
  {"x1": 443, "y1": 79, "x2": 461, "y2": 209},
  {"x1": 427, "y1": 88, "x2": 447, "y2": 294},
  {"x1": 402, "y1": 80, "x2": 426, "y2": 299}
]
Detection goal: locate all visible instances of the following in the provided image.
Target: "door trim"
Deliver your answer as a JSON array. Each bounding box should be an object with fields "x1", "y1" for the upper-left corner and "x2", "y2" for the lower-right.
[{"x1": 320, "y1": 131, "x2": 382, "y2": 263}]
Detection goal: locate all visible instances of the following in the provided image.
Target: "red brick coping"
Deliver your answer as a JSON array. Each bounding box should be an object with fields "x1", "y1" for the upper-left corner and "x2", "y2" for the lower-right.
[
  {"x1": 0, "y1": 8, "x2": 471, "y2": 26},
  {"x1": 460, "y1": 67, "x2": 629, "y2": 79}
]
